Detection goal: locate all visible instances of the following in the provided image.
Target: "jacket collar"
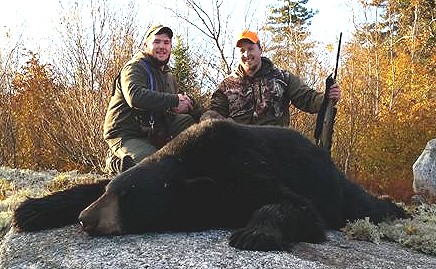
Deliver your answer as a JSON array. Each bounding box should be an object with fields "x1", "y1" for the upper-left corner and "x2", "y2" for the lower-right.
[
  {"x1": 138, "y1": 51, "x2": 171, "y2": 73},
  {"x1": 235, "y1": 57, "x2": 274, "y2": 78}
]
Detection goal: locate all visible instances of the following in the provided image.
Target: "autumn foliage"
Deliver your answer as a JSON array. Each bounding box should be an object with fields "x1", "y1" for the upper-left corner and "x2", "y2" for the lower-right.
[
  {"x1": 329, "y1": 0, "x2": 436, "y2": 202},
  {"x1": 1, "y1": 53, "x2": 104, "y2": 171},
  {"x1": 0, "y1": 0, "x2": 435, "y2": 203}
]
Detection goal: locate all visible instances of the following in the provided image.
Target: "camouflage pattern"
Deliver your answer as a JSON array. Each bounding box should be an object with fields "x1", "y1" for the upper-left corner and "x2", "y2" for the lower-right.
[{"x1": 206, "y1": 57, "x2": 324, "y2": 127}]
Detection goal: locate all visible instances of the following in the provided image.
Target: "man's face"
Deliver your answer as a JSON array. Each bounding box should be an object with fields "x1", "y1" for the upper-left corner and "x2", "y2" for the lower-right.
[
  {"x1": 145, "y1": 33, "x2": 172, "y2": 64},
  {"x1": 237, "y1": 41, "x2": 262, "y2": 76}
]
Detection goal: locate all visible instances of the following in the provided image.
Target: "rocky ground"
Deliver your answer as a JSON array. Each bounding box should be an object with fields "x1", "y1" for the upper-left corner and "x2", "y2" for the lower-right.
[
  {"x1": 1, "y1": 225, "x2": 436, "y2": 269},
  {"x1": 0, "y1": 166, "x2": 436, "y2": 268}
]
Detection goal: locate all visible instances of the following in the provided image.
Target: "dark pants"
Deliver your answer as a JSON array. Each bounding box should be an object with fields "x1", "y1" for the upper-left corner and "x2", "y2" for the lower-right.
[{"x1": 105, "y1": 114, "x2": 195, "y2": 174}]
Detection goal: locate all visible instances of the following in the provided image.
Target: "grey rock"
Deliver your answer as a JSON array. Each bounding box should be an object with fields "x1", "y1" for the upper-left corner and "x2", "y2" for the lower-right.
[
  {"x1": 1, "y1": 226, "x2": 435, "y2": 269},
  {"x1": 413, "y1": 139, "x2": 436, "y2": 201}
]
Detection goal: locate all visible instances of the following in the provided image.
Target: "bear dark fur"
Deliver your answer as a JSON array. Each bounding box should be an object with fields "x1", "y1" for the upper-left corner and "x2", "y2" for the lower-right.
[
  {"x1": 13, "y1": 181, "x2": 108, "y2": 232},
  {"x1": 13, "y1": 120, "x2": 407, "y2": 251}
]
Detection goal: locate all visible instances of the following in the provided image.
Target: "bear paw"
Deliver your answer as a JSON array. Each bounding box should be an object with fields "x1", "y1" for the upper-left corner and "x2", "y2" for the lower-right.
[{"x1": 229, "y1": 227, "x2": 286, "y2": 251}]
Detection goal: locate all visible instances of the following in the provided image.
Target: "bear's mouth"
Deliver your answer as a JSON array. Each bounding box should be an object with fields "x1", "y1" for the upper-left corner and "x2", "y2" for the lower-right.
[
  {"x1": 80, "y1": 220, "x2": 125, "y2": 236},
  {"x1": 78, "y1": 191, "x2": 124, "y2": 236}
]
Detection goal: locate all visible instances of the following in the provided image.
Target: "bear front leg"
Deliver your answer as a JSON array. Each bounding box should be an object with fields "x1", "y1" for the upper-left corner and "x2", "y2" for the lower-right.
[{"x1": 229, "y1": 193, "x2": 327, "y2": 251}]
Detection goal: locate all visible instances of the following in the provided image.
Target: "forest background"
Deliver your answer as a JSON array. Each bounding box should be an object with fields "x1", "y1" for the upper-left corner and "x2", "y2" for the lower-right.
[{"x1": 0, "y1": 0, "x2": 435, "y2": 203}]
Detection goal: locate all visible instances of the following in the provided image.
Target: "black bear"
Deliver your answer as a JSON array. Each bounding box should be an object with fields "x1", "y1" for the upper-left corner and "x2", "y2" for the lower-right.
[{"x1": 13, "y1": 120, "x2": 407, "y2": 251}]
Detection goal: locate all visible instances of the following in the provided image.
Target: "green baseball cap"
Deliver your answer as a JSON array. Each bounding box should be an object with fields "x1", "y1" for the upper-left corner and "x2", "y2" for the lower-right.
[{"x1": 145, "y1": 25, "x2": 173, "y2": 39}]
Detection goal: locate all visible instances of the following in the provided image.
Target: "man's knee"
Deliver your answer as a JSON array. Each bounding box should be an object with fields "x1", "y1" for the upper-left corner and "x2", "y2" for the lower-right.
[
  {"x1": 168, "y1": 113, "x2": 195, "y2": 137},
  {"x1": 117, "y1": 138, "x2": 157, "y2": 162}
]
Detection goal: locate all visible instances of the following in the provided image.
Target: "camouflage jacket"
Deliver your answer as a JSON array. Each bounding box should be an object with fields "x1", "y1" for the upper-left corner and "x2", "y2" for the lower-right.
[
  {"x1": 103, "y1": 51, "x2": 179, "y2": 148},
  {"x1": 203, "y1": 57, "x2": 324, "y2": 126}
]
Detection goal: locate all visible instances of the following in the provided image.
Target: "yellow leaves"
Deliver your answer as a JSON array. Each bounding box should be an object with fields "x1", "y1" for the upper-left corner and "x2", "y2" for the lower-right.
[
  {"x1": 334, "y1": 8, "x2": 436, "y2": 202},
  {"x1": 325, "y1": 43, "x2": 335, "y2": 53},
  {"x1": 395, "y1": 111, "x2": 406, "y2": 123},
  {"x1": 7, "y1": 52, "x2": 61, "y2": 170}
]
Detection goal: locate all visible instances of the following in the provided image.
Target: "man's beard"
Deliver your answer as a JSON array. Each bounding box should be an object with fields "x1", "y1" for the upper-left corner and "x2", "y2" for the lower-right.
[
  {"x1": 150, "y1": 55, "x2": 169, "y2": 67},
  {"x1": 248, "y1": 63, "x2": 259, "y2": 72},
  {"x1": 154, "y1": 57, "x2": 169, "y2": 66},
  {"x1": 242, "y1": 62, "x2": 259, "y2": 75}
]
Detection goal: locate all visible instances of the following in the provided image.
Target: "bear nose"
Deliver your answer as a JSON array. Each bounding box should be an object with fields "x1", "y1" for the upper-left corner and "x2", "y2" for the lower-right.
[
  {"x1": 78, "y1": 212, "x2": 97, "y2": 234},
  {"x1": 79, "y1": 219, "x2": 91, "y2": 233}
]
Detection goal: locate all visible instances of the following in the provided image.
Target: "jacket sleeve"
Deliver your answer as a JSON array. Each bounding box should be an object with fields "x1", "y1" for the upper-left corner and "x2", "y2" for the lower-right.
[
  {"x1": 120, "y1": 62, "x2": 179, "y2": 112},
  {"x1": 284, "y1": 71, "x2": 324, "y2": 113},
  {"x1": 200, "y1": 86, "x2": 230, "y2": 121}
]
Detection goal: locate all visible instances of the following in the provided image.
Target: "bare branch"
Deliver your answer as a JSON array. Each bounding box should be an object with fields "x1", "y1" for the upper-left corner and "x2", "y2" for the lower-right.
[{"x1": 165, "y1": 0, "x2": 231, "y2": 74}]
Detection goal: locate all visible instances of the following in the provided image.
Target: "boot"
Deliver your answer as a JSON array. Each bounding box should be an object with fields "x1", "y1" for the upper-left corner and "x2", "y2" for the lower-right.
[{"x1": 104, "y1": 150, "x2": 135, "y2": 175}]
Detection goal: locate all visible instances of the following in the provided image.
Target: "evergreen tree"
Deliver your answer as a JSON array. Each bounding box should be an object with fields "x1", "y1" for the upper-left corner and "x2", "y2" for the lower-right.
[
  {"x1": 263, "y1": 0, "x2": 321, "y2": 136},
  {"x1": 172, "y1": 36, "x2": 199, "y2": 97},
  {"x1": 263, "y1": 0, "x2": 318, "y2": 77},
  {"x1": 171, "y1": 36, "x2": 208, "y2": 117}
]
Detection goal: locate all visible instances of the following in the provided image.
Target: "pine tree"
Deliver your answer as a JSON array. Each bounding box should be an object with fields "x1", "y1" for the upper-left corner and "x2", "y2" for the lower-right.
[
  {"x1": 171, "y1": 36, "x2": 208, "y2": 118},
  {"x1": 263, "y1": 0, "x2": 317, "y2": 77},
  {"x1": 263, "y1": 0, "x2": 320, "y2": 136},
  {"x1": 171, "y1": 36, "x2": 201, "y2": 97}
]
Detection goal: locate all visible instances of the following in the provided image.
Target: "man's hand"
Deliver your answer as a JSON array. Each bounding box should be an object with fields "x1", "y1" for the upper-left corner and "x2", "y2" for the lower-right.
[
  {"x1": 328, "y1": 84, "x2": 341, "y2": 104},
  {"x1": 173, "y1": 93, "x2": 193, "y2": 114}
]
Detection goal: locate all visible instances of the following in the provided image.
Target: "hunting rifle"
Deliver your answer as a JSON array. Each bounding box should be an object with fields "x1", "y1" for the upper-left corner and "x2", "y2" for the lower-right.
[{"x1": 314, "y1": 32, "x2": 342, "y2": 155}]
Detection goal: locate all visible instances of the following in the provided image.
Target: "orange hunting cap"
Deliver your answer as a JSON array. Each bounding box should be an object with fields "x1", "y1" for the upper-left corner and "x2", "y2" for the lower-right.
[{"x1": 236, "y1": 29, "x2": 260, "y2": 47}]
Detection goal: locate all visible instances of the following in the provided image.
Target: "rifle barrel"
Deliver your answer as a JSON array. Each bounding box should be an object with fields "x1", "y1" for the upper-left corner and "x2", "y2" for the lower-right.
[{"x1": 333, "y1": 32, "x2": 342, "y2": 80}]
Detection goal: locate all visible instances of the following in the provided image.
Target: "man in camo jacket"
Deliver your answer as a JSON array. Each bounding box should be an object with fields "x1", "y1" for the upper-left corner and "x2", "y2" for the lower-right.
[{"x1": 201, "y1": 29, "x2": 341, "y2": 127}]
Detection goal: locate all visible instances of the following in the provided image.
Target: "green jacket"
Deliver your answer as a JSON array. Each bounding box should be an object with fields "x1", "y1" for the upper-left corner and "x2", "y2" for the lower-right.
[
  {"x1": 103, "y1": 51, "x2": 179, "y2": 147},
  {"x1": 205, "y1": 57, "x2": 324, "y2": 126}
]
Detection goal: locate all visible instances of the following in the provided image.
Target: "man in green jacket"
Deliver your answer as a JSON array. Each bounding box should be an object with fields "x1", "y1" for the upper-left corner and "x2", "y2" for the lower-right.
[
  {"x1": 104, "y1": 25, "x2": 195, "y2": 174},
  {"x1": 201, "y1": 29, "x2": 341, "y2": 126}
]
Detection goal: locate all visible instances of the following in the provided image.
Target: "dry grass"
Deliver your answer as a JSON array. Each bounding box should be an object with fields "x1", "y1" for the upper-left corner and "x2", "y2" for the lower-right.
[
  {"x1": 344, "y1": 204, "x2": 436, "y2": 256},
  {"x1": 1, "y1": 166, "x2": 436, "y2": 256},
  {"x1": 0, "y1": 167, "x2": 107, "y2": 236}
]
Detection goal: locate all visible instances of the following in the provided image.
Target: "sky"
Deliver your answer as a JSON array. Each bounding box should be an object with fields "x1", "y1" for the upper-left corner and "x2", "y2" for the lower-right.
[{"x1": 0, "y1": 0, "x2": 361, "y2": 62}]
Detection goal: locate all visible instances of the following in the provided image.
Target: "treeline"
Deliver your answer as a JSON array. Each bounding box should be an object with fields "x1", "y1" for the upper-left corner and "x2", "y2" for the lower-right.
[{"x1": 0, "y1": 0, "x2": 435, "y2": 203}]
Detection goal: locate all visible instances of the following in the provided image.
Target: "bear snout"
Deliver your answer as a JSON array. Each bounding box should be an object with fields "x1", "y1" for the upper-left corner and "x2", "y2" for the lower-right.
[{"x1": 78, "y1": 192, "x2": 123, "y2": 235}]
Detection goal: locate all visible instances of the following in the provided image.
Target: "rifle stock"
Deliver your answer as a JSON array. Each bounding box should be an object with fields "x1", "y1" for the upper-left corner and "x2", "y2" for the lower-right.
[{"x1": 314, "y1": 33, "x2": 342, "y2": 154}]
